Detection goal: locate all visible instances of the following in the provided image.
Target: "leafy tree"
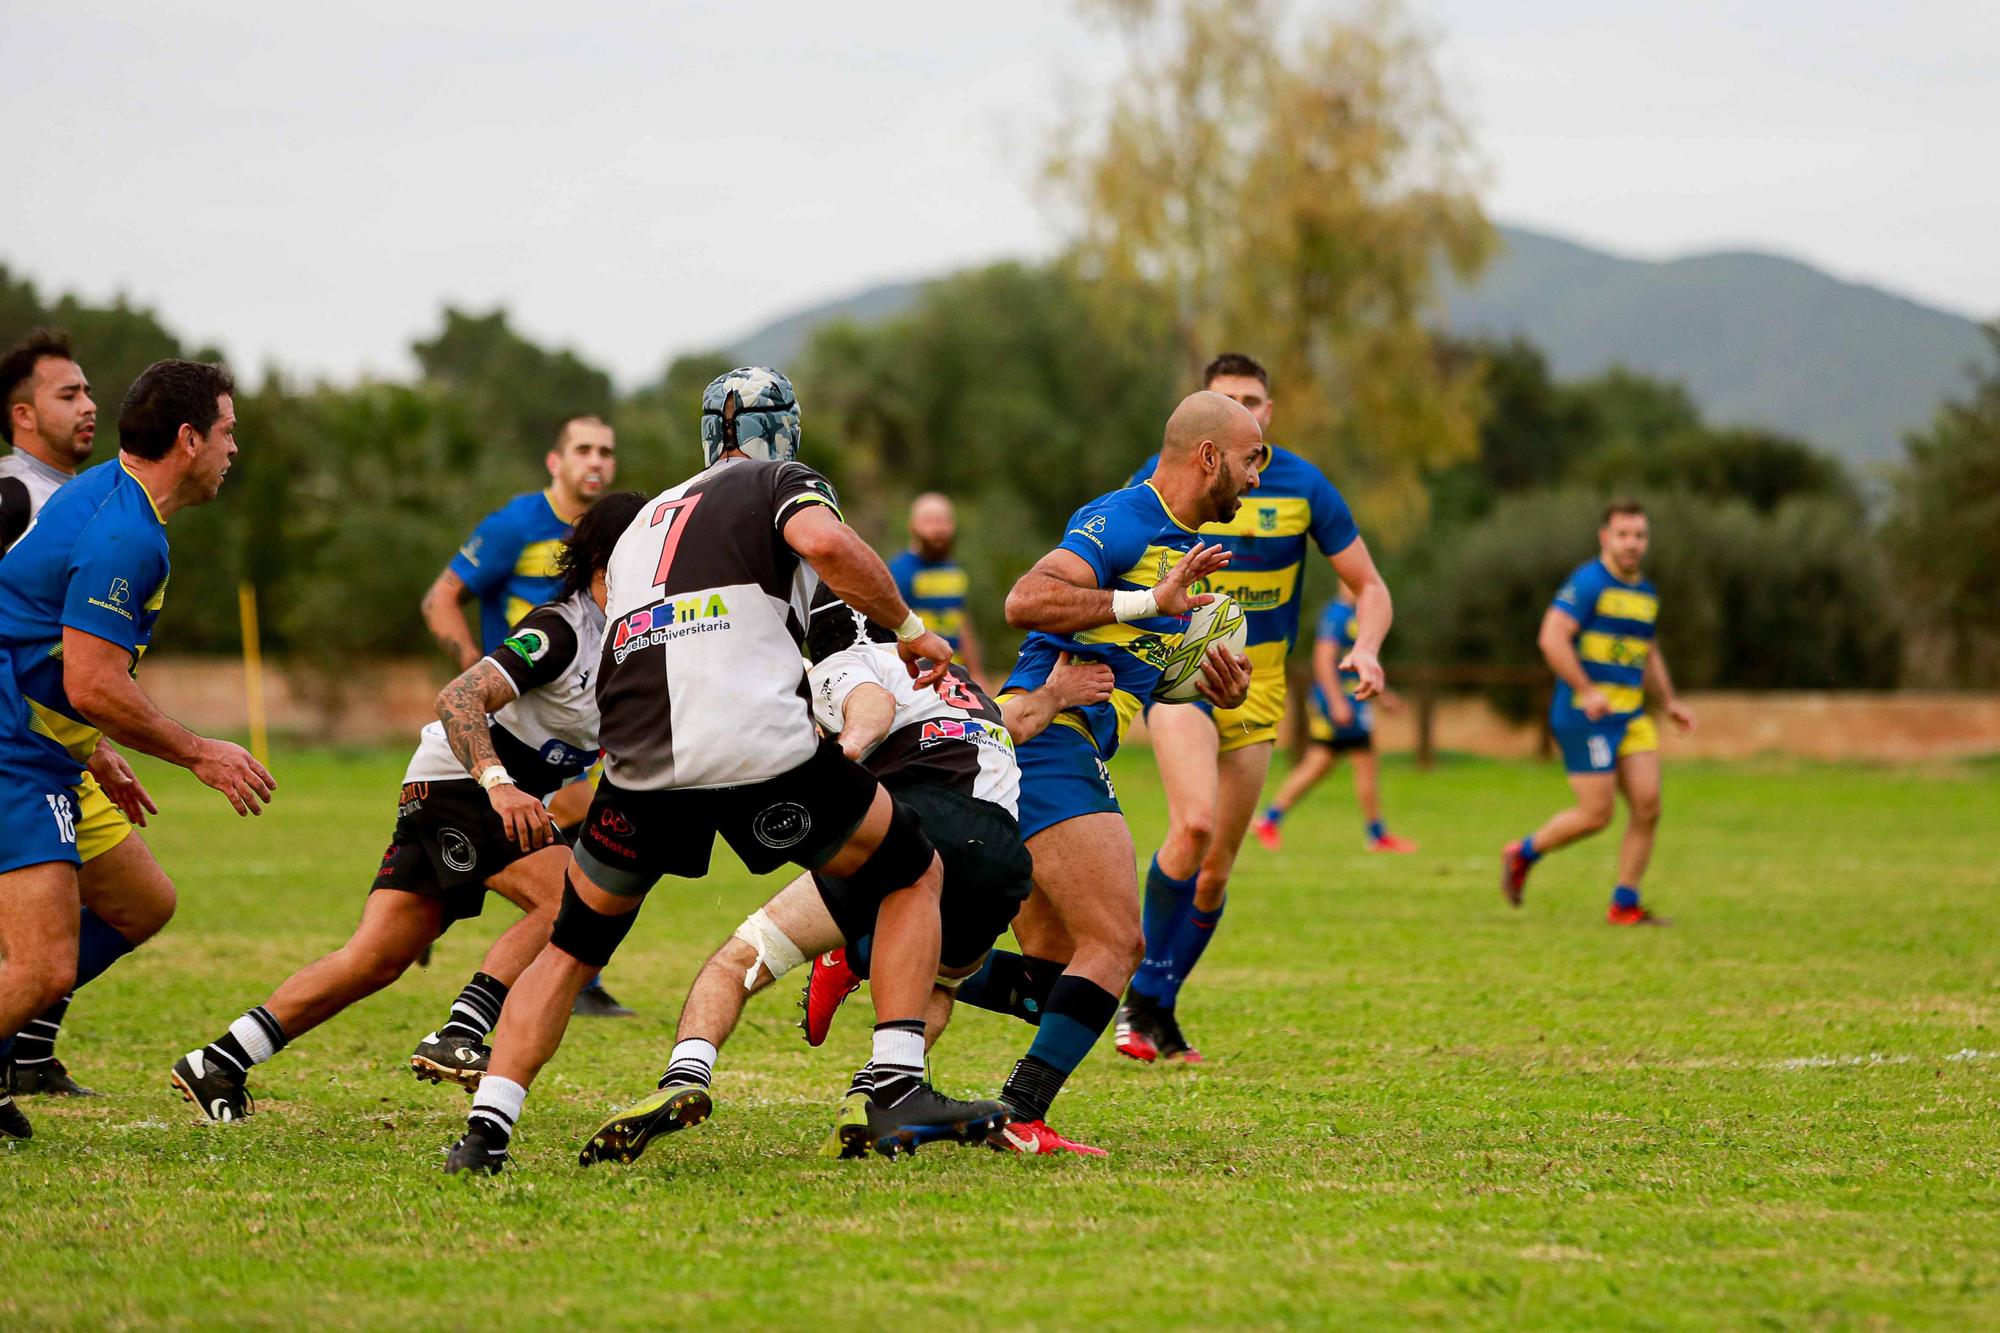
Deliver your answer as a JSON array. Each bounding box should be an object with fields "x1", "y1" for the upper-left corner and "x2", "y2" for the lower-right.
[
  {"x1": 1571, "y1": 426, "x2": 1859, "y2": 515},
  {"x1": 1050, "y1": 0, "x2": 1494, "y2": 540},
  {"x1": 411, "y1": 307, "x2": 614, "y2": 455},
  {"x1": 1884, "y1": 323, "x2": 2000, "y2": 684}
]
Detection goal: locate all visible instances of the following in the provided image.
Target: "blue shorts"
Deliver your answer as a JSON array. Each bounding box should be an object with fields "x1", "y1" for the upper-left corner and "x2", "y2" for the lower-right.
[
  {"x1": 0, "y1": 766, "x2": 84, "y2": 875},
  {"x1": 1553, "y1": 714, "x2": 1658, "y2": 774},
  {"x1": 1012, "y1": 723, "x2": 1121, "y2": 841}
]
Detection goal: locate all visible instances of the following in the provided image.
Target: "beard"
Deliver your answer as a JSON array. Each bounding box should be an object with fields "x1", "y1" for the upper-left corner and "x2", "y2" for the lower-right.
[{"x1": 1208, "y1": 474, "x2": 1242, "y2": 523}]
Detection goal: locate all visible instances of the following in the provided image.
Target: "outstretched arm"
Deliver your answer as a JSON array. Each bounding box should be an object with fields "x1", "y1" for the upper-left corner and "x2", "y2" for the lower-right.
[{"x1": 999, "y1": 652, "x2": 1116, "y2": 745}]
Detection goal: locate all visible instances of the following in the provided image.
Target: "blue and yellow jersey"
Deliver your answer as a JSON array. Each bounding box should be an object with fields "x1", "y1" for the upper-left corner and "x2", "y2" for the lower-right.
[
  {"x1": 0, "y1": 459, "x2": 171, "y2": 781},
  {"x1": 888, "y1": 549, "x2": 969, "y2": 653},
  {"x1": 1308, "y1": 599, "x2": 1362, "y2": 718},
  {"x1": 1129, "y1": 444, "x2": 1357, "y2": 675},
  {"x1": 1548, "y1": 558, "x2": 1658, "y2": 728},
  {"x1": 449, "y1": 490, "x2": 577, "y2": 651},
  {"x1": 1001, "y1": 481, "x2": 1203, "y2": 758}
]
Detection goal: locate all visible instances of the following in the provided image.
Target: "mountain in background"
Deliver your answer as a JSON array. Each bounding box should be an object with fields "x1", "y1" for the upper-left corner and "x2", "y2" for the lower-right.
[{"x1": 726, "y1": 225, "x2": 1990, "y2": 464}]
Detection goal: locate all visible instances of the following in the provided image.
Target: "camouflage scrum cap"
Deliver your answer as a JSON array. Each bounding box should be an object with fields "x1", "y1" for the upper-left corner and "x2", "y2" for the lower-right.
[{"x1": 700, "y1": 366, "x2": 801, "y2": 467}]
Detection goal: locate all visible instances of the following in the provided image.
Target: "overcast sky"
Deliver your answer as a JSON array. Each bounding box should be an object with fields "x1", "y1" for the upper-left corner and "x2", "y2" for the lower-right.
[{"x1": 8, "y1": 1, "x2": 1994, "y2": 385}]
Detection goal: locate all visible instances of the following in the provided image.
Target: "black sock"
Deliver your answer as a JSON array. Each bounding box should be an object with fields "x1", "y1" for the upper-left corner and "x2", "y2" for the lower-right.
[
  {"x1": 846, "y1": 1063, "x2": 872, "y2": 1099},
  {"x1": 953, "y1": 951, "x2": 1061, "y2": 1027},
  {"x1": 11, "y1": 993, "x2": 71, "y2": 1065},
  {"x1": 998, "y1": 976, "x2": 1119, "y2": 1122},
  {"x1": 868, "y1": 1019, "x2": 928, "y2": 1108},
  {"x1": 440, "y1": 971, "x2": 508, "y2": 1041}
]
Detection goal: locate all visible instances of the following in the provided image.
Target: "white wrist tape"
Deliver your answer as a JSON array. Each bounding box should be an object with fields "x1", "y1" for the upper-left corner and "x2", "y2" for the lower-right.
[
  {"x1": 476, "y1": 766, "x2": 515, "y2": 791},
  {"x1": 1111, "y1": 588, "x2": 1160, "y2": 623},
  {"x1": 893, "y1": 611, "x2": 926, "y2": 643}
]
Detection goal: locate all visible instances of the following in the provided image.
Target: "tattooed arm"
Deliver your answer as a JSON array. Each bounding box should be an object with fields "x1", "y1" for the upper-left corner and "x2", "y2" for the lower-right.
[{"x1": 436, "y1": 658, "x2": 554, "y2": 852}]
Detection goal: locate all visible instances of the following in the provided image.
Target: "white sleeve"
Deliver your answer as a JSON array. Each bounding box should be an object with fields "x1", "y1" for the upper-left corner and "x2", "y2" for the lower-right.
[{"x1": 809, "y1": 652, "x2": 870, "y2": 733}]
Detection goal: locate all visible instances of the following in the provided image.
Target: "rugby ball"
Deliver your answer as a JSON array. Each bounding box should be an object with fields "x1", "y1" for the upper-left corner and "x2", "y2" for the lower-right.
[{"x1": 1152, "y1": 594, "x2": 1248, "y2": 704}]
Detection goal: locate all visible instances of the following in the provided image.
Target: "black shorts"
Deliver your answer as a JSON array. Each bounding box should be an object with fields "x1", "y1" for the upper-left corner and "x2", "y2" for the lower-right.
[
  {"x1": 369, "y1": 780, "x2": 542, "y2": 930},
  {"x1": 577, "y1": 738, "x2": 880, "y2": 896},
  {"x1": 815, "y1": 784, "x2": 1034, "y2": 970},
  {"x1": 1315, "y1": 730, "x2": 1373, "y2": 754}
]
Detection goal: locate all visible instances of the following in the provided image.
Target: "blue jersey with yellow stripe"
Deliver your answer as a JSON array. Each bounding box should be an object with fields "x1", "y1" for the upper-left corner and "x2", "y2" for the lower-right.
[
  {"x1": 888, "y1": 549, "x2": 969, "y2": 652},
  {"x1": 449, "y1": 490, "x2": 577, "y2": 650},
  {"x1": 1129, "y1": 444, "x2": 1357, "y2": 675},
  {"x1": 1548, "y1": 558, "x2": 1658, "y2": 727},
  {"x1": 0, "y1": 459, "x2": 172, "y2": 782},
  {"x1": 1001, "y1": 481, "x2": 1203, "y2": 758}
]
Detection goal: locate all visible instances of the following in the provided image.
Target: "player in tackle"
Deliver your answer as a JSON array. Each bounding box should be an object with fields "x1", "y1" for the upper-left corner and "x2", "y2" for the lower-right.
[
  {"x1": 167, "y1": 493, "x2": 644, "y2": 1121},
  {"x1": 446, "y1": 367, "x2": 989, "y2": 1174},
  {"x1": 577, "y1": 587, "x2": 1112, "y2": 1164}
]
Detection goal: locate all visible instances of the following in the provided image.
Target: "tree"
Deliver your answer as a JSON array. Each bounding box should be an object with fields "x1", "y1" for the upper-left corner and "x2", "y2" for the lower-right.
[
  {"x1": 411, "y1": 307, "x2": 614, "y2": 455},
  {"x1": 1884, "y1": 323, "x2": 2000, "y2": 685},
  {"x1": 1050, "y1": 0, "x2": 1494, "y2": 540},
  {"x1": 1570, "y1": 426, "x2": 1859, "y2": 515}
]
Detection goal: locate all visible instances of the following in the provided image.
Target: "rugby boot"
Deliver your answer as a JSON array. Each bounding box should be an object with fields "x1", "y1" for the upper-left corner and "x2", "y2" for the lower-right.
[
  {"x1": 170, "y1": 1049, "x2": 253, "y2": 1122},
  {"x1": 988, "y1": 1118, "x2": 1108, "y2": 1158},
  {"x1": 1607, "y1": 903, "x2": 1671, "y2": 927},
  {"x1": 577, "y1": 1084, "x2": 713, "y2": 1166},
  {"x1": 1151, "y1": 1006, "x2": 1204, "y2": 1065},
  {"x1": 1500, "y1": 840, "x2": 1534, "y2": 907},
  {"x1": 1368, "y1": 832, "x2": 1419, "y2": 854},
  {"x1": 866, "y1": 1083, "x2": 1011, "y2": 1159},
  {"x1": 442, "y1": 1123, "x2": 509, "y2": 1176},
  {"x1": 6, "y1": 1056, "x2": 99, "y2": 1097},
  {"x1": 571, "y1": 980, "x2": 636, "y2": 1018},
  {"x1": 1251, "y1": 814, "x2": 1283, "y2": 851},
  {"x1": 0, "y1": 1093, "x2": 30, "y2": 1139},
  {"x1": 799, "y1": 949, "x2": 860, "y2": 1047},
  {"x1": 819, "y1": 1090, "x2": 874, "y2": 1161},
  {"x1": 410, "y1": 1030, "x2": 490, "y2": 1090},
  {"x1": 1113, "y1": 994, "x2": 1162, "y2": 1063}
]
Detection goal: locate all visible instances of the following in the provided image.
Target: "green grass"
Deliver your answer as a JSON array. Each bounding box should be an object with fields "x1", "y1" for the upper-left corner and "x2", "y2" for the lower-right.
[{"x1": 4, "y1": 746, "x2": 1996, "y2": 1329}]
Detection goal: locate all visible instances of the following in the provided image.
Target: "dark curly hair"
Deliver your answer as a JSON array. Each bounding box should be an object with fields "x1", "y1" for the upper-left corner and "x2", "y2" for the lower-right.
[{"x1": 557, "y1": 491, "x2": 646, "y2": 600}]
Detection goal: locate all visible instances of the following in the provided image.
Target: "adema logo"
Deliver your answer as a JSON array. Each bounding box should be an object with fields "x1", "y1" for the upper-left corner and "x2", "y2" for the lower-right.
[{"x1": 752, "y1": 802, "x2": 813, "y2": 850}]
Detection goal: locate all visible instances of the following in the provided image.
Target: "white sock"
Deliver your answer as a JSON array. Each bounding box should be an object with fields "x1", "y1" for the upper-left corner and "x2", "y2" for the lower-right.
[
  {"x1": 662, "y1": 1038, "x2": 718, "y2": 1089},
  {"x1": 469, "y1": 1075, "x2": 528, "y2": 1142},
  {"x1": 229, "y1": 1012, "x2": 279, "y2": 1065},
  {"x1": 871, "y1": 1023, "x2": 926, "y2": 1077}
]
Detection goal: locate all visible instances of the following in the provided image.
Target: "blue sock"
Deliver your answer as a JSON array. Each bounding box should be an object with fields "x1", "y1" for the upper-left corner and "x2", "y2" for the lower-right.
[
  {"x1": 952, "y1": 950, "x2": 1056, "y2": 1025},
  {"x1": 75, "y1": 909, "x2": 135, "y2": 990},
  {"x1": 1517, "y1": 834, "x2": 1542, "y2": 865},
  {"x1": 1263, "y1": 805, "x2": 1285, "y2": 827},
  {"x1": 1130, "y1": 857, "x2": 1197, "y2": 1000},
  {"x1": 1367, "y1": 818, "x2": 1386, "y2": 842},
  {"x1": 847, "y1": 933, "x2": 873, "y2": 980},
  {"x1": 1612, "y1": 885, "x2": 1640, "y2": 909},
  {"x1": 1154, "y1": 896, "x2": 1225, "y2": 1007}
]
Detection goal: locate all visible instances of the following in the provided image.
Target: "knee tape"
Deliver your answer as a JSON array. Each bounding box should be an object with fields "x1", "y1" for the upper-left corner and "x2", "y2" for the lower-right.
[
  {"x1": 549, "y1": 878, "x2": 640, "y2": 968},
  {"x1": 839, "y1": 798, "x2": 936, "y2": 898},
  {"x1": 730, "y1": 908, "x2": 808, "y2": 990}
]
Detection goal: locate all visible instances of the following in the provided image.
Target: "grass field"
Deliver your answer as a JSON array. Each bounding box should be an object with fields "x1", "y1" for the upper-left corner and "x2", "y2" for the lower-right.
[{"x1": 3, "y1": 744, "x2": 1996, "y2": 1329}]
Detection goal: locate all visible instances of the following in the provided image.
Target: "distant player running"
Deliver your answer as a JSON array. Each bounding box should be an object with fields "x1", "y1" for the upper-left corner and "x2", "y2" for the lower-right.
[
  {"x1": 167, "y1": 495, "x2": 642, "y2": 1121},
  {"x1": 578, "y1": 589, "x2": 1111, "y2": 1165},
  {"x1": 1502, "y1": 500, "x2": 1696, "y2": 924},
  {"x1": 446, "y1": 367, "x2": 989, "y2": 1175},
  {"x1": 1252, "y1": 587, "x2": 1415, "y2": 853},
  {"x1": 1121, "y1": 354, "x2": 1391, "y2": 1065},
  {"x1": 0, "y1": 360, "x2": 273, "y2": 1142},
  {"x1": 887, "y1": 491, "x2": 985, "y2": 683},
  {"x1": 419, "y1": 413, "x2": 633, "y2": 1018},
  {"x1": 0, "y1": 330, "x2": 172, "y2": 1100},
  {"x1": 937, "y1": 390, "x2": 1255, "y2": 1156}
]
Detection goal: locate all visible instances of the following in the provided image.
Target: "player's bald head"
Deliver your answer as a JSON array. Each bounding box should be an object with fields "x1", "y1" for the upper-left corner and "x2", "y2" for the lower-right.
[{"x1": 1161, "y1": 390, "x2": 1259, "y2": 462}]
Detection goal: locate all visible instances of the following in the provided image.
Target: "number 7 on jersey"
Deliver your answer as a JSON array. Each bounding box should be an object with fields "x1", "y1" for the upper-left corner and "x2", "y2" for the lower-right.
[{"x1": 648, "y1": 493, "x2": 704, "y2": 592}]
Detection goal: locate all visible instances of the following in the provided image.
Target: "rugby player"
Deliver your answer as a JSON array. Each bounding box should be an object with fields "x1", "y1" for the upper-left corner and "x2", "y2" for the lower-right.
[
  {"x1": 1, "y1": 330, "x2": 166, "y2": 1100},
  {"x1": 887, "y1": 491, "x2": 984, "y2": 683},
  {"x1": 1251, "y1": 587, "x2": 1415, "y2": 852},
  {"x1": 578, "y1": 589, "x2": 1112, "y2": 1165},
  {"x1": 167, "y1": 494, "x2": 643, "y2": 1121},
  {"x1": 446, "y1": 367, "x2": 982, "y2": 1175},
  {"x1": 1502, "y1": 500, "x2": 1695, "y2": 924},
  {"x1": 923, "y1": 389, "x2": 1256, "y2": 1156},
  {"x1": 0, "y1": 359, "x2": 272, "y2": 1141},
  {"x1": 1120, "y1": 354, "x2": 1391, "y2": 1065},
  {"x1": 418, "y1": 413, "x2": 633, "y2": 1018}
]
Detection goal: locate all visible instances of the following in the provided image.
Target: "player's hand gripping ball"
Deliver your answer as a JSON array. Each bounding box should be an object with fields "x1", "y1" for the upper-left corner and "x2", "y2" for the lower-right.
[{"x1": 1152, "y1": 594, "x2": 1248, "y2": 704}]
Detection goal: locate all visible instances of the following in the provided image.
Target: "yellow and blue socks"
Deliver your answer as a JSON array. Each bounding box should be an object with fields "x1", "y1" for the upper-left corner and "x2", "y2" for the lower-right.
[
  {"x1": 1367, "y1": 818, "x2": 1387, "y2": 843},
  {"x1": 1261, "y1": 805, "x2": 1286, "y2": 827},
  {"x1": 1612, "y1": 884, "x2": 1641, "y2": 909},
  {"x1": 1152, "y1": 896, "x2": 1226, "y2": 1007},
  {"x1": 999, "y1": 976, "x2": 1118, "y2": 1122}
]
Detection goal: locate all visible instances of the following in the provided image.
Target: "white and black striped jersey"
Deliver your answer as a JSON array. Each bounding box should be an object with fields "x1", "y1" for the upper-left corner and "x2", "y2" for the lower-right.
[
  {"x1": 402, "y1": 590, "x2": 605, "y2": 797},
  {"x1": 596, "y1": 457, "x2": 842, "y2": 790},
  {"x1": 0, "y1": 448, "x2": 73, "y2": 554},
  {"x1": 809, "y1": 644, "x2": 1021, "y2": 818}
]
